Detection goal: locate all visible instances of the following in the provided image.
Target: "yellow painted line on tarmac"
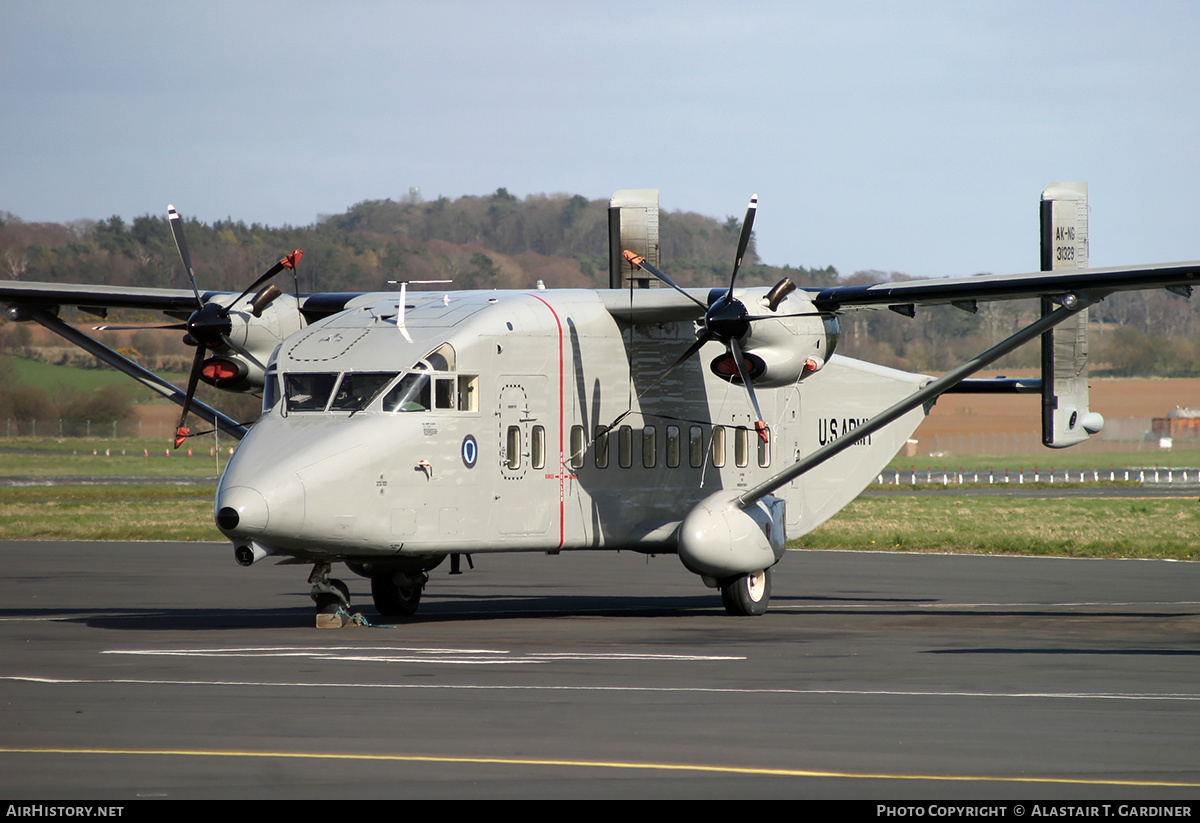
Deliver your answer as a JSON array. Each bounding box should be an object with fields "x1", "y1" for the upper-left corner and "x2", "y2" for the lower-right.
[{"x1": 1, "y1": 747, "x2": 1198, "y2": 788}]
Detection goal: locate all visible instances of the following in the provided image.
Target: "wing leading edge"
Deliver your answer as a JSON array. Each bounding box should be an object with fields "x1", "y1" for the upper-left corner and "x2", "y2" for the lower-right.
[{"x1": 808, "y1": 261, "x2": 1200, "y2": 311}]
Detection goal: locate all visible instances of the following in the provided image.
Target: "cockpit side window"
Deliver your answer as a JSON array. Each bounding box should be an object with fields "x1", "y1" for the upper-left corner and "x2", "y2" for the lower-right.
[
  {"x1": 285, "y1": 373, "x2": 339, "y2": 412},
  {"x1": 263, "y1": 367, "x2": 280, "y2": 414},
  {"x1": 383, "y1": 373, "x2": 432, "y2": 412},
  {"x1": 425, "y1": 343, "x2": 456, "y2": 371}
]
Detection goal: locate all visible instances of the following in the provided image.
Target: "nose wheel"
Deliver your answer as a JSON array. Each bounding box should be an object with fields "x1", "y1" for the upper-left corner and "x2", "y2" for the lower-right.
[{"x1": 310, "y1": 563, "x2": 352, "y2": 628}]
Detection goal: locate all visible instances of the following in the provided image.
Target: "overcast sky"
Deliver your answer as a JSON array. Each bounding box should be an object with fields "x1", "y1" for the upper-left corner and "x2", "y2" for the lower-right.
[{"x1": 2, "y1": 1, "x2": 1197, "y2": 279}]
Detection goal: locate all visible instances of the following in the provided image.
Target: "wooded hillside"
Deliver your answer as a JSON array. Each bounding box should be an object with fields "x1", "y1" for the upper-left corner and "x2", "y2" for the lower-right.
[{"x1": 1, "y1": 189, "x2": 1195, "y2": 376}]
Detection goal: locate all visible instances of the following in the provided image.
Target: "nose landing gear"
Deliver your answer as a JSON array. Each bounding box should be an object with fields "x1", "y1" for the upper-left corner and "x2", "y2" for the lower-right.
[{"x1": 310, "y1": 563, "x2": 352, "y2": 629}]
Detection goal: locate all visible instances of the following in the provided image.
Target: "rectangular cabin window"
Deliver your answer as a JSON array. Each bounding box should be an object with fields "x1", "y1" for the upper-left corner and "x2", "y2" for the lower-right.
[
  {"x1": 570, "y1": 425, "x2": 585, "y2": 469},
  {"x1": 618, "y1": 426, "x2": 633, "y2": 468},
  {"x1": 758, "y1": 427, "x2": 771, "y2": 468},
  {"x1": 458, "y1": 375, "x2": 478, "y2": 412},
  {"x1": 711, "y1": 426, "x2": 726, "y2": 468},
  {"x1": 506, "y1": 426, "x2": 521, "y2": 470},
  {"x1": 532, "y1": 425, "x2": 546, "y2": 470},
  {"x1": 285, "y1": 373, "x2": 338, "y2": 412},
  {"x1": 666, "y1": 425, "x2": 680, "y2": 468},
  {"x1": 642, "y1": 426, "x2": 657, "y2": 468},
  {"x1": 593, "y1": 426, "x2": 610, "y2": 468},
  {"x1": 735, "y1": 427, "x2": 749, "y2": 468},
  {"x1": 434, "y1": 377, "x2": 455, "y2": 410},
  {"x1": 689, "y1": 426, "x2": 703, "y2": 468}
]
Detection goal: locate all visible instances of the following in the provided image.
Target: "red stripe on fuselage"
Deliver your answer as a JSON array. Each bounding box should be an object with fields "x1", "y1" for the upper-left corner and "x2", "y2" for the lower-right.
[{"x1": 529, "y1": 294, "x2": 566, "y2": 549}]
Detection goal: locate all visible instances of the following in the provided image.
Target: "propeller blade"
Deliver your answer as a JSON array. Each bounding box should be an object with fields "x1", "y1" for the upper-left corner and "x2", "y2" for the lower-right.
[
  {"x1": 167, "y1": 205, "x2": 203, "y2": 309},
  {"x1": 622, "y1": 250, "x2": 708, "y2": 312},
  {"x1": 93, "y1": 322, "x2": 188, "y2": 331},
  {"x1": 222, "y1": 250, "x2": 304, "y2": 318},
  {"x1": 744, "y1": 311, "x2": 832, "y2": 321},
  {"x1": 726, "y1": 195, "x2": 758, "y2": 295},
  {"x1": 174, "y1": 343, "x2": 207, "y2": 448},
  {"x1": 728, "y1": 337, "x2": 768, "y2": 442}
]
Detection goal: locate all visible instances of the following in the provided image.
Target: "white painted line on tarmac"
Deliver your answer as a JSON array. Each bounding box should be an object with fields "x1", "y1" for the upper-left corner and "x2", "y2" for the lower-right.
[
  {"x1": 4, "y1": 675, "x2": 1200, "y2": 701},
  {"x1": 98, "y1": 646, "x2": 745, "y2": 664}
]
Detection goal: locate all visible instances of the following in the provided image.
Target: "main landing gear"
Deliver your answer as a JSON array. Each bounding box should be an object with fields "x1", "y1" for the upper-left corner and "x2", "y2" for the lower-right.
[
  {"x1": 720, "y1": 568, "x2": 772, "y2": 616},
  {"x1": 370, "y1": 572, "x2": 427, "y2": 617}
]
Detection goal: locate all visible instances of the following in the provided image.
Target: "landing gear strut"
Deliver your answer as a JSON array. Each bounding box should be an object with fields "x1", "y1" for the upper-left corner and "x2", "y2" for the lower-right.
[
  {"x1": 310, "y1": 563, "x2": 351, "y2": 629},
  {"x1": 720, "y1": 568, "x2": 772, "y2": 616}
]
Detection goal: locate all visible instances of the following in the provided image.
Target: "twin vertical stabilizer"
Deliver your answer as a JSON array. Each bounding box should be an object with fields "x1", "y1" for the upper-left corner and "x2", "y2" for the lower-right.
[
  {"x1": 1040, "y1": 182, "x2": 1103, "y2": 447},
  {"x1": 608, "y1": 189, "x2": 660, "y2": 289}
]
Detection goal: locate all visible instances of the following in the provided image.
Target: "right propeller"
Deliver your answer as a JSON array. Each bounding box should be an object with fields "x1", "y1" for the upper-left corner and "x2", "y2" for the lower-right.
[{"x1": 624, "y1": 195, "x2": 828, "y2": 442}]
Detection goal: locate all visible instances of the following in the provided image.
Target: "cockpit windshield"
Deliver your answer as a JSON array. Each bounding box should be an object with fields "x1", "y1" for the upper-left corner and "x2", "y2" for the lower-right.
[
  {"x1": 285, "y1": 373, "x2": 339, "y2": 412},
  {"x1": 329, "y1": 372, "x2": 397, "y2": 411},
  {"x1": 382, "y1": 373, "x2": 431, "y2": 412},
  {"x1": 284, "y1": 372, "x2": 398, "y2": 413}
]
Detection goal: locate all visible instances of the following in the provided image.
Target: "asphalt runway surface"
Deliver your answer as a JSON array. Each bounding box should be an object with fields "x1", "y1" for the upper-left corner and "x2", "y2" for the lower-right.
[{"x1": 1, "y1": 542, "x2": 1199, "y2": 800}]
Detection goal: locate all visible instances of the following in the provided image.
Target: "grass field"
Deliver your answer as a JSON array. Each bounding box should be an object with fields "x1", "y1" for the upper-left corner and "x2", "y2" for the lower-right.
[
  {"x1": 0, "y1": 485, "x2": 222, "y2": 541},
  {"x1": 1, "y1": 435, "x2": 1197, "y2": 560},
  {"x1": 796, "y1": 494, "x2": 1200, "y2": 560},
  {"x1": 8, "y1": 358, "x2": 187, "y2": 403}
]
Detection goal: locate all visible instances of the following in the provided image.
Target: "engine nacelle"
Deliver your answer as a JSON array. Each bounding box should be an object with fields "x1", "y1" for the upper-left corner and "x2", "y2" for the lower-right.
[
  {"x1": 709, "y1": 289, "x2": 839, "y2": 388},
  {"x1": 198, "y1": 292, "x2": 305, "y2": 392},
  {"x1": 201, "y1": 354, "x2": 263, "y2": 393}
]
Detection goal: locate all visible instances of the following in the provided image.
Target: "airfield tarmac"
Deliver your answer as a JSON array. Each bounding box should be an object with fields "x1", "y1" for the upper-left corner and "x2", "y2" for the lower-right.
[{"x1": 0, "y1": 542, "x2": 1198, "y2": 800}]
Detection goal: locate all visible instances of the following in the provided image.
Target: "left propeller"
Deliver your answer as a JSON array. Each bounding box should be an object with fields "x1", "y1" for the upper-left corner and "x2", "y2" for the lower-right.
[{"x1": 104, "y1": 206, "x2": 303, "y2": 448}]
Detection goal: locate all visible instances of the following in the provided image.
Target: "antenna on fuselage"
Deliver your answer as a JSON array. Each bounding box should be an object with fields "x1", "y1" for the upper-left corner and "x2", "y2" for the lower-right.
[{"x1": 388, "y1": 279, "x2": 452, "y2": 342}]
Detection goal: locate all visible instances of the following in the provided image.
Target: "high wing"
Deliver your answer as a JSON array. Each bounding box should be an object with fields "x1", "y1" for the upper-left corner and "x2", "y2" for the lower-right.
[
  {"x1": 599, "y1": 260, "x2": 1200, "y2": 323},
  {"x1": 0, "y1": 281, "x2": 375, "y2": 323},
  {"x1": 807, "y1": 260, "x2": 1200, "y2": 311},
  {"x1": 0, "y1": 282, "x2": 203, "y2": 317}
]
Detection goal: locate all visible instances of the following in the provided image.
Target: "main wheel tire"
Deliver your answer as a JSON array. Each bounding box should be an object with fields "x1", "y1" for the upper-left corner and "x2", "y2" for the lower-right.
[
  {"x1": 371, "y1": 576, "x2": 422, "y2": 616},
  {"x1": 720, "y1": 568, "x2": 772, "y2": 616}
]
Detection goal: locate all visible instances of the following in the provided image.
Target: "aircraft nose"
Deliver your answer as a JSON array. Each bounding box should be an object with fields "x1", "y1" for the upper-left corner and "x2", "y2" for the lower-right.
[{"x1": 216, "y1": 485, "x2": 269, "y2": 535}]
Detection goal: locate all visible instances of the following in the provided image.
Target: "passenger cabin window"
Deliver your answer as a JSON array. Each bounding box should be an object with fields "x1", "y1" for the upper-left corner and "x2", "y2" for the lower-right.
[
  {"x1": 532, "y1": 426, "x2": 546, "y2": 470},
  {"x1": 594, "y1": 426, "x2": 609, "y2": 468},
  {"x1": 666, "y1": 425, "x2": 680, "y2": 468},
  {"x1": 618, "y1": 426, "x2": 633, "y2": 468},
  {"x1": 689, "y1": 426, "x2": 703, "y2": 468},
  {"x1": 570, "y1": 425, "x2": 585, "y2": 469},
  {"x1": 735, "y1": 427, "x2": 750, "y2": 468},
  {"x1": 758, "y1": 428, "x2": 771, "y2": 468},
  {"x1": 711, "y1": 426, "x2": 726, "y2": 468},
  {"x1": 642, "y1": 426, "x2": 657, "y2": 468},
  {"x1": 506, "y1": 426, "x2": 521, "y2": 470}
]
